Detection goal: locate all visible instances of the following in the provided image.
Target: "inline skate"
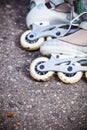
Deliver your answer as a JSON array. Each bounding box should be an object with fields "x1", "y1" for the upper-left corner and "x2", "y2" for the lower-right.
[
  {"x1": 29, "y1": 11, "x2": 87, "y2": 84},
  {"x1": 20, "y1": 0, "x2": 79, "y2": 51}
]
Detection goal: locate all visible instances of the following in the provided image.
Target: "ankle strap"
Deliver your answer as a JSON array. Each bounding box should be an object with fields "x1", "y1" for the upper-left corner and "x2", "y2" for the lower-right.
[
  {"x1": 45, "y1": 0, "x2": 64, "y2": 9},
  {"x1": 50, "y1": 0, "x2": 64, "y2": 6}
]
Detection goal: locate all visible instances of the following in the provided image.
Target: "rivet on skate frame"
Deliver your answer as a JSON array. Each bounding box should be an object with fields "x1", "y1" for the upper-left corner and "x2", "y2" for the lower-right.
[
  {"x1": 39, "y1": 65, "x2": 45, "y2": 70},
  {"x1": 29, "y1": 34, "x2": 34, "y2": 38},
  {"x1": 67, "y1": 66, "x2": 73, "y2": 72},
  {"x1": 56, "y1": 31, "x2": 61, "y2": 36}
]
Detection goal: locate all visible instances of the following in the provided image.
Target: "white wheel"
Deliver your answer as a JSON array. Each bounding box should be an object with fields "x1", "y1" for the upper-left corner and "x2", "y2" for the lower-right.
[
  {"x1": 20, "y1": 30, "x2": 44, "y2": 50},
  {"x1": 30, "y1": 57, "x2": 54, "y2": 81},
  {"x1": 46, "y1": 36, "x2": 52, "y2": 41},
  {"x1": 85, "y1": 72, "x2": 87, "y2": 79},
  {"x1": 57, "y1": 62, "x2": 83, "y2": 84}
]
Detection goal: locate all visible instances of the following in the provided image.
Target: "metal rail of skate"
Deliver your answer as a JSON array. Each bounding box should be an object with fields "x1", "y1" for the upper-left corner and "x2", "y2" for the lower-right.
[{"x1": 37, "y1": 55, "x2": 87, "y2": 74}]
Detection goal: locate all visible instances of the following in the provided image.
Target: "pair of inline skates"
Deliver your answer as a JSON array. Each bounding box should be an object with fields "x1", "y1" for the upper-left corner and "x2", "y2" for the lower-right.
[{"x1": 20, "y1": 0, "x2": 87, "y2": 84}]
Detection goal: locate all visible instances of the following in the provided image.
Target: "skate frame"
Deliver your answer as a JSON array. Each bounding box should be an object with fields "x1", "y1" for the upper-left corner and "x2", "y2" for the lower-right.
[
  {"x1": 26, "y1": 23, "x2": 79, "y2": 41},
  {"x1": 37, "y1": 54, "x2": 87, "y2": 74}
]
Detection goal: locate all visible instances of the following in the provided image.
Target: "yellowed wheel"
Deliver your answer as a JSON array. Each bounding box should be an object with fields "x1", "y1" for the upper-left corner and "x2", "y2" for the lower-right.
[
  {"x1": 46, "y1": 36, "x2": 52, "y2": 41},
  {"x1": 57, "y1": 62, "x2": 83, "y2": 84},
  {"x1": 85, "y1": 72, "x2": 87, "y2": 79},
  {"x1": 30, "y1": 57, "x2": 54, "y2": 81},
  {"x1": 20, "y1": 30, "x2": 44, "y2": 50}
]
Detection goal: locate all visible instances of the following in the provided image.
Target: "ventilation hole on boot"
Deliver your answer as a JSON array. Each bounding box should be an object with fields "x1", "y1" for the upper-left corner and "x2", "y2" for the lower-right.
[
  {"x1": 40, "y1": 23, "x2": 43, "y2": 25},
  {"x1": 56, "y1": 55, "x2": 59, "y2": 58}
]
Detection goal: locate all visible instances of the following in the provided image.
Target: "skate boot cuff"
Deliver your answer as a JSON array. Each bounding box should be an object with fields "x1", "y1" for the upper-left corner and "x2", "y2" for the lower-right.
[
  {"x1": 45, "y1": 0, "x2": 64, "y2": 9},
  {"x1": 45, "y1": 1, "x2": 71, "y2": 13}
]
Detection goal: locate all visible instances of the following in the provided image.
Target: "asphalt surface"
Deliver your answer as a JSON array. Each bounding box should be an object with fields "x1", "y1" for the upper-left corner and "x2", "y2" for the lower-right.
[{"x1": 0, "y1": 0, "x2": 87, "y2": 130}]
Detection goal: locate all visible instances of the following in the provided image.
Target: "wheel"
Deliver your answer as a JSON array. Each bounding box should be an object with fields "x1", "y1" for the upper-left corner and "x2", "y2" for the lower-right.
[
  {"x1": 30, "y1": 57, "x2": 54, "y2": 81},
  {"x1": 20, "y1": 30, "x2": 44, "y2": 50},
  {"x1": 46, "y1": 37, "x2": 52, "y2": 41},
  {"x1": 85, "y1": 72, "x2": 87, "y2": 79},
  {"x1": 57, "y1": 62, "x2": 83, "y2": 84}
]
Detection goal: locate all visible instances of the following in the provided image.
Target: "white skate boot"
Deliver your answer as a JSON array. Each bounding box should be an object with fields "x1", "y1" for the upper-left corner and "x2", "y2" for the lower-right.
[{"x1": 26, "y1": 0, "x2": 72, "y2": 28}]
